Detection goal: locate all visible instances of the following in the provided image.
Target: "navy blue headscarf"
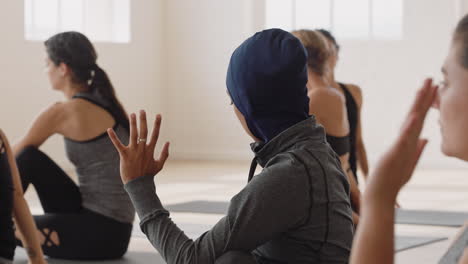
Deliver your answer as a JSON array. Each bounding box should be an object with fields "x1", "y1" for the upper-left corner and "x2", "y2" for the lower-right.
[{"x1": 226, "y1": 29, "x2": 310, "y2": 143}]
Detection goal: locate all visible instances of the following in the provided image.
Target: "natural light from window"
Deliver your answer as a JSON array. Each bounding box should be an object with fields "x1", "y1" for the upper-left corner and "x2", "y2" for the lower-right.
[
  {"x1": 265, "y1": 0, "x2": 403, "y2": 40},
  {"x1": 25, "y1": 0, "x2": 130, "y2": 43}
]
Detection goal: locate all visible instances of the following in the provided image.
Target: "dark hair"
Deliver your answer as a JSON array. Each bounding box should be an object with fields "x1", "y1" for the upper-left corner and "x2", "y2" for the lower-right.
[
  {"x1": 317, "y1": 29, "x2": 340, "y2": 52},
  {"x1": 45, "y1": 31, "x2": 129, "y2": 131},
  {"x1": 454, "y1": 14, "x2": 468, "y2": 69},
  {"x1": 291, "y1": 29, "x2": 329, "y2": 76}
]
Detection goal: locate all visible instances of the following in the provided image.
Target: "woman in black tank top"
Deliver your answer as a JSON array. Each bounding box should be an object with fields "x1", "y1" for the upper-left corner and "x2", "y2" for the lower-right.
[
  {"x1": 292, "y1": 29, "x2": 361, "y2": 224},
  {"x1": 339, "y1": 82, "x2": 359, "y2": 179},
  {"x1": 317, "y1": 29, "x2": 370, "y2": 184}
]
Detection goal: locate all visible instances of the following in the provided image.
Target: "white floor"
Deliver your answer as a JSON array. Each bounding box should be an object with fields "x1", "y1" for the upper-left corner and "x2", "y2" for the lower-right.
[{"x1": 24, "y1": 160, "x2": 468, "y2": 264}]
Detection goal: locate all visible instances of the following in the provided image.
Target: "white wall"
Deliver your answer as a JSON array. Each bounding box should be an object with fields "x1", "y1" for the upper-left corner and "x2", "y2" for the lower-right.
[
  {"x1": 162, "y1": 0, "x2": 259, "y2": 160},
  {"x1": 0, "y1": 0, "x2": 164, "y2": 167},
  {"x1": 335, "y1": 0, "x2": 468, "y2": 169},
  {"x1": 161, "y1": 0, "x2": 468, "y2": 169},
  {"x1": 2, "y1": 0, "x2": 468, "y2": 170}
]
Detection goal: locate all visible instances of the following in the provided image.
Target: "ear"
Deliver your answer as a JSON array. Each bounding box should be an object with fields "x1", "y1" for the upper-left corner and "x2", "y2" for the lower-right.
[{"x1": 58, "y1": 62, "x2": 68, "y2": 77}]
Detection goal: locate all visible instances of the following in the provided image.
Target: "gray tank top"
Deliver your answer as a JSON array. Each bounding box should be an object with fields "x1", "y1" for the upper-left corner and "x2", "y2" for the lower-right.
[{"x1": 64, "y1": 92, "x2": 135, "y2": 224}]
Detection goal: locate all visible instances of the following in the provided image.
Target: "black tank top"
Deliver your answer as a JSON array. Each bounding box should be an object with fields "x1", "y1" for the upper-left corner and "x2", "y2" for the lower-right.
[
  {"x1": 326, "y1": 134, "x2": 350, "y2": 156},
  {"x1": 339, "y1": 83, "x2": 359, "y2": 182}
]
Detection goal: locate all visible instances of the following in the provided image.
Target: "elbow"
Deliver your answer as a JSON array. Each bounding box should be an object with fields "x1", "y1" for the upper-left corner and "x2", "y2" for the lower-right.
[
  {"x1": 15, "y1": 145, "x2": 41, "y2": 167},
  {"x1": 15, "y1": 144, "x2": 39, "y2": 156}
]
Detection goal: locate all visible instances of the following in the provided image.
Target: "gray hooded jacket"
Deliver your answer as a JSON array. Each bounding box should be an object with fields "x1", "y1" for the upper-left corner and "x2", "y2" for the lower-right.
[{"x1": 125, "y1": 117, "x2": 354, "y2": 264}]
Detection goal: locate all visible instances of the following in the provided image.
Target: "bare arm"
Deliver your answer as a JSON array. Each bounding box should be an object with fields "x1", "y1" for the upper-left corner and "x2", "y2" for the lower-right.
[
  {"x1": 350, "y1": 79, "x2": 437, "y2": 264},
  {"x1": 0, "y1": 130, "x2": 47, "y2": 264},
  {"x1": 309, "y1": 89, "x2": 361, "y2": 223},
  {"x1": 13, "y1": 103, "x2": 66, "y2": 155},
  {"x1": 351, "y1": 191, "x2": 395, "y2": 264}
]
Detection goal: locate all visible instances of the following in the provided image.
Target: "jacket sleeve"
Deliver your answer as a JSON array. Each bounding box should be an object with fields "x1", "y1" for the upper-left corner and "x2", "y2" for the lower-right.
[{"x1": 124, "y1": 159, "x2": 309, "y2": 264}]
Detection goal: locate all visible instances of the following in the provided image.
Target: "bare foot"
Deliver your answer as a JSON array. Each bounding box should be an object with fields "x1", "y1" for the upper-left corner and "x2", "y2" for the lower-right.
[
  {"x1": 49, "y1": 230, "x2": 60, "y2": 246},
  {"x1": 39, "y1": 228, "x2": 60, "y2": 247}
]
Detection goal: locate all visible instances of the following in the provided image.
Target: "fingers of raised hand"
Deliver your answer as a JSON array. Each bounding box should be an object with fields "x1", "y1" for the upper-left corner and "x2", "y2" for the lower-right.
[
  {"x1": 155, "y1": 142, "x2": 170, "y2": 173},
  {"x1": 401, "y1": 138, "x2": 428, "y2": 185},
  {"x1": 129, "y1": 113, "x2": 138, "y2": 148},
  {"x1": 397, "y1": 114, "x2": 419, "y2": 148},
  {"x1": 409, "y1": 78, "x2": 438, "y2": 122},
  {"x1": 107, "y1": 128, "x2": 126, "y2": 155},
  {"x1": 411, "y1": 139, "x2": 428, "y2": 169},
  {"x1": 148, "y1": 114, "x2": 162, "y2": 151},
  {"x1": 397, "y1": 78, "x2": 438, "y2": 149},
  {"x1": 138, "y1": 110, "x2": 148, "y2": 148},
  {"x1": 159, "y1": 142, "x2": 170, "y2": 163}
]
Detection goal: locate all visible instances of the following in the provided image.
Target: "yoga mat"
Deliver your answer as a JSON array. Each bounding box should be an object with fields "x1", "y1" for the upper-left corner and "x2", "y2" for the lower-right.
[
  {"x1": 13, "y1": 235, "x2": 446, "y2": 263},
  {"x1": 13, "y1": 249, "x2": 164, "y2": 264},
  {"x1": 14, "y1": 203, "x2": 455, "y2": 263},
  {"x1": 396, "y1": 236, "x2": 447, "y2": 252},
  {"x1": 166, "y1": 200, "x2": 228, "y2": 214},
  {"x1": 134, "y1": 222, "x2": 447, "y2": 252},
  {"x1": 396, "y1": 209, "x2": 468, "y2": 227},
  {"x1": 438, "y1": 227, "x2": 468, "y2": 264},
  {"x1": 134, "y1": 221, "x2": 447, "y2": 253},
  {"x1": 166, "y1": 201, "x2": 468, "y2": 228},
  {"x1": 132, "y1": 222, "x2": 212, "y2": 239}
]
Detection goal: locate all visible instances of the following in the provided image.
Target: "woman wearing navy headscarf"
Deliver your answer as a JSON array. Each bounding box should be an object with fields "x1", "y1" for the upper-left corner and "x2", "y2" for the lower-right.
[{"x1": 108, "y1": 29, "x2": 354, "y2": 264}]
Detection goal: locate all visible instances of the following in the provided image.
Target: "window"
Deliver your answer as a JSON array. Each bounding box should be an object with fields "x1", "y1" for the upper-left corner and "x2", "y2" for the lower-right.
[
  {"x1": 25, "y1": 0, "x2": 131, "y2": 43},
  {"x1": 265, "y1": 0, "x2": 403, "y2": 40}
]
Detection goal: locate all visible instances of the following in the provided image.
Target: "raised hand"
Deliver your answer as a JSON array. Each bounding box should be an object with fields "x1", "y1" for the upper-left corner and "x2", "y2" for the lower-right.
[
  {"x1": 365, "y1": 78, "x2": 438, "y2": 204},
  {"x1": 107, "y1": 111, "x2": 170, "y2": 184}
]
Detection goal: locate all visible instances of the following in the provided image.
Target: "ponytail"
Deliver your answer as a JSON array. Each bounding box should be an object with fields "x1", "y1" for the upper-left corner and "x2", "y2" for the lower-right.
[{"x1": 89, "y1": 65, "x2": 130, "y2": 131}]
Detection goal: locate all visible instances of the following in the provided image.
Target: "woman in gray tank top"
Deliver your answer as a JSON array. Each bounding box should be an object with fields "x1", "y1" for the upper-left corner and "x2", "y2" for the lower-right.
[{"x1": 13, "y1": 32, "x2": 135, "y2": 260}]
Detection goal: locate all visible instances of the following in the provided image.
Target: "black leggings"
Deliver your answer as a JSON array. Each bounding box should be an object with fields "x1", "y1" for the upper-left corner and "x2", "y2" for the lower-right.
[
  {"x1": 0, "y1": 144, "x2": 16, "y2": 261},
  {"x1": 16, "y1": 146, "x2": 133, "y2": 260}
]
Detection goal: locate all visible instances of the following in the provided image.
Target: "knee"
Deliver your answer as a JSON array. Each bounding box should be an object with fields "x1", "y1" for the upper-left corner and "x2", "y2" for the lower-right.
[
  {"x1": 16, "y1": 145, "x2": 40, "y2": 160},
  {"x1": 15, "y1": 145, "x2": 45, "y2": 169},
  {"x1": 215, "y1": 251, "x2": 256, "y2": 264},
  {"x1": 15, "y1": 146, "x2": 44, "y2": 179}
]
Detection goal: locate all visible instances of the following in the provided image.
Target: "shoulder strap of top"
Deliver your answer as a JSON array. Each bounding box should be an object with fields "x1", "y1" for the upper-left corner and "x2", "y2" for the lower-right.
[
  {"x1": 72, "y1": 92, "x2": 118, "y2": 120},
  {"x1": 339, "y1": 83, "x2": 352, "y2": 98},
  {"x1": 338, "y1": 83, "x2": 358, "y2": 113},
  {"x1": 326, "y1": 134, "x2": 350, "y2": 156},
  {"x1": 72, "y1": 91, "x2": 108, "y2": 108}
]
